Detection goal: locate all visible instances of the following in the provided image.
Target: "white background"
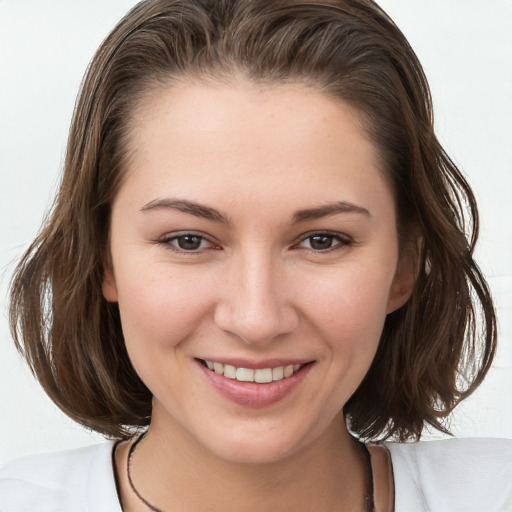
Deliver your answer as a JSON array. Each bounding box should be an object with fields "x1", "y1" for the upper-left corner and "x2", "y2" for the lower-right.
[{"x1": 0, "y1": 1, "x2": 511, "y2": 464}]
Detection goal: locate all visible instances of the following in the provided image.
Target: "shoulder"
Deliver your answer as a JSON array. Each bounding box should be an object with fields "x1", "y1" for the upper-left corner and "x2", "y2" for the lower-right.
[
  {"x1": 0, "y1": 441, "x2": 122, "y2": 512},
  {"x1": 386, "y1": 438, "x2": 512, "y2": 512}
]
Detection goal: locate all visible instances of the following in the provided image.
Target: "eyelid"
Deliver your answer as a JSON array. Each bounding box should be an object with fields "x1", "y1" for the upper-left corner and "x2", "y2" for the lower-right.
[
  {"x1": 156, "y1": 231, "x2": 220, "y2": 253},
  {"x1": 294, "y1": 230, "x2": 353, "y2": 251}
]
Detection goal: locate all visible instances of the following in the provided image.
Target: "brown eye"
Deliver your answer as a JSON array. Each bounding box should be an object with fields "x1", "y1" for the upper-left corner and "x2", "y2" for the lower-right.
[
  {"x1": 308, "y1": 235, "x2": 335, "y2": 250},
  {"x1": 176, "y1": 235, "x2": 203, "y2": 250},
  {"x1": 165, "y1": 233, "x2": 211, "y2": 252},
  {"x1": 298, "y1": 232, "x2": 351, "y2": 252}
]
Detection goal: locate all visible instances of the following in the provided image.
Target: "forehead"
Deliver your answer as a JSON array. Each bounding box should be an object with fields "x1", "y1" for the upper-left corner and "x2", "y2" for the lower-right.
[
  {"x1": 117, "y1": 81, "x2": 394, "y2": 219},
  {"x1": 131, "y1": 80, "x2": 370, "y2": 151}
]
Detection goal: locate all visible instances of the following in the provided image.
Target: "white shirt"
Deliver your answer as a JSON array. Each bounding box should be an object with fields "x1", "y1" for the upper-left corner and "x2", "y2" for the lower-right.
[{"x1": 1, "y1": 438, "x2": 511, "y2": 511}]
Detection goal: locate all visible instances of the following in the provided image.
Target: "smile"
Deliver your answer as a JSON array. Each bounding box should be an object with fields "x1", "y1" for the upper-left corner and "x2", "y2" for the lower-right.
[
  {"x1": 198, "y1": 359, "x2": 315, "y2": 407},
  {"x1": 203, "y1": 360, "x2": 304, "y2": 383}
]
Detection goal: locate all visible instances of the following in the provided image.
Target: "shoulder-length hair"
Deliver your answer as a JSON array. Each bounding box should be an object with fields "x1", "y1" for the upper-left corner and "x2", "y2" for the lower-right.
[{"x1": 9, "y1": 0, "x2": 496, "y2": 441}]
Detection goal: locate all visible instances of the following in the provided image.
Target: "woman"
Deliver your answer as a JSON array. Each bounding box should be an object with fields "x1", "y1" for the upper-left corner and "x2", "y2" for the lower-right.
[{"x1": 1, "y1": 0, "x2": 510, "y2": 511}]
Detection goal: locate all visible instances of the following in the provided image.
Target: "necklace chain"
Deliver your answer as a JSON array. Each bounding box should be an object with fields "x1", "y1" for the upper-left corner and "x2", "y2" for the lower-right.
[
  {"x1": 126, "y1": 432, "x2": 375, "y2": 512},
  {"x1": 127, "y1": 433, "x2": 163, "y2": 512}
]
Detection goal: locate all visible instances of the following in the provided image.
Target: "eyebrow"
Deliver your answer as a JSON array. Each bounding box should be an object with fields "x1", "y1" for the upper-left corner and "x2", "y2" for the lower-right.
[
  {"x1": 140, "y1": 198, "x2": 230, "y2": 223},
  {"x1": 140, "y1": 198, "x2": 371, "y2": 224},
  {"x1": 291, "y1": 202, "x2": 371, "y2": 223}
]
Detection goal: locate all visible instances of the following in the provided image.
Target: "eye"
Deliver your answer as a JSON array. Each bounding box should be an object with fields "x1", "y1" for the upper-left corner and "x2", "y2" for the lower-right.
[
  {"x1": 297, "y1": 232, "x2": 351, "y2": 252},
  {"x1": 160, "y1": 232, "x2": 214, "y2": 252}
]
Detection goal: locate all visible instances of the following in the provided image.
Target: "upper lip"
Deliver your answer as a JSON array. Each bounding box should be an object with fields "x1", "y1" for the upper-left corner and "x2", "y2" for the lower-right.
[{"x1": 197, "y1": 357, "x2": 315, "y2": 369}]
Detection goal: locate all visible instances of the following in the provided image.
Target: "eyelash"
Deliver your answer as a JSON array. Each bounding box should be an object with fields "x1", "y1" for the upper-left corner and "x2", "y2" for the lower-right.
[
  {"x1": 157, "y1": 232, "x2": 218, "y2": 254},
  {"x1": 295, "y1": 231, "x2": 353, "y2": 252},
  {"x1": 156, "y1": 231, "x2": 352, "y2": 254}
]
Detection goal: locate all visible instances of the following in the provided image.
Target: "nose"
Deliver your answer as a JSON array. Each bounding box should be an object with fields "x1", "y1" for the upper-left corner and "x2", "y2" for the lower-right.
[{"x1": 213, "y1": 250, "x2": 299, "y2": 346}]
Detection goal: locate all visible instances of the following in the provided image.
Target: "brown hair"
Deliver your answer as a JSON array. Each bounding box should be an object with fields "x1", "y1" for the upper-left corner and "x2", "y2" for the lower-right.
[{"x1": 9, "y1": 0, "x2": 496, "y2": 441}]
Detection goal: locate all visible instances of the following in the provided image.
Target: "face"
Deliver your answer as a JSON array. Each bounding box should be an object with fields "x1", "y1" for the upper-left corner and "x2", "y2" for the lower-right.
[{"x1": 103, "y1": 82, "x2": 413, "y2": 463}]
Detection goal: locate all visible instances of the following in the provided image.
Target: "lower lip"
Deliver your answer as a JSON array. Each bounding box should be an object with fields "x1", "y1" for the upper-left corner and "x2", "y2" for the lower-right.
[{"x1": 197, "y1": 361, "x2": 313, "y2": 408}]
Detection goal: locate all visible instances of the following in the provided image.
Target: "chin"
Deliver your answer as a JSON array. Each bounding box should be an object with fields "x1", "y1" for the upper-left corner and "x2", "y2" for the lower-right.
[{"x1": 195, "y1": 420, "x2": 321, "y2": 465}]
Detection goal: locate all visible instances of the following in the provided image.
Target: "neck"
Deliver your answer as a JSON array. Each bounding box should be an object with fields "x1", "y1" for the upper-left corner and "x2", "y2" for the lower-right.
[{"x1": 116, "y1": 411, "x2": 369, "y2": 512}]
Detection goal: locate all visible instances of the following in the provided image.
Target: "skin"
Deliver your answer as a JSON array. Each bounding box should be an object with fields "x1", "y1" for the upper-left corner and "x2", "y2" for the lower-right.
[{"x1": 104, "y1": 82, "x2": 414, "y2": 511}]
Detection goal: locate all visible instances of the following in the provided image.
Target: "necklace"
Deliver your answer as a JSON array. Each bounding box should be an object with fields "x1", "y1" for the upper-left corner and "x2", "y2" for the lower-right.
[
  {"x1": 127, "y1": 433, "x2": 163, "y2": 512},
  {"x1": 126, "y1": 433, "x2": 375, "y2": 512}
]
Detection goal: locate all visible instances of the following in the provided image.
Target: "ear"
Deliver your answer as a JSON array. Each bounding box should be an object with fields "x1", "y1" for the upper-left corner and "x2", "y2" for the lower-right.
[
  {"x1": 102, "y1": 265, "x2": 119, "y2": 302},
  {"x1": 386, "y1": 238, "x2": 421, "y2": 314}
]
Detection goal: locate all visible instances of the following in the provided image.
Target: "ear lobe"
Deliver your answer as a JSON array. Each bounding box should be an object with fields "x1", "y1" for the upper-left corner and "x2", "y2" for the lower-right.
[
  {"x1": 102, "y1": 266, "x2": 119, "y2": 302},
  {"x1": 386, "y1": 272, "x2": 414, "y2": 313},
  {"x1": 386, "y1": 240, "x2": 421, "y2": 314}
]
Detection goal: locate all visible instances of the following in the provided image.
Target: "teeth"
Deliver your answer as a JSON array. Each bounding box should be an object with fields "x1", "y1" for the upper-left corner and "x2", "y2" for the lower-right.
[
  {"x1": 223, "y1": 364, "x2": 237, "y2": 379},
  {"x1": 254, "y1": 368, "x2": 273, "y2": 383},
  {"x1": 284, "y1": 365, "x2": 294, "y2": 378},
  {"x1": 203, "y1": 360, "x2": 304, "y2": 383},
  {"x1": 272, "y1": 366, "x2": 284, "y2": 380},
  {"x1": 236, "y1": 368, "x2": 254, "y2": 382}
]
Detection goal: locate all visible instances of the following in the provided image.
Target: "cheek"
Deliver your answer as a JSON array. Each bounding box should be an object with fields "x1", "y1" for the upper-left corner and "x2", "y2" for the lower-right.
[
  {"x1": 113, "y1": 267, "x2": 220, "y2": 401},
  {"x1": 115, "y1": 265, "x2": 215, "y2": 352},
  {"x1": 297, "y1": 261, "x2": 393, "y2": 392},
  {"x1": 302, "y1": 263, "x2": 393, "y2": 342},
  {"x1": 282, "y1": 265, "x2": 394, "y2": 425}
]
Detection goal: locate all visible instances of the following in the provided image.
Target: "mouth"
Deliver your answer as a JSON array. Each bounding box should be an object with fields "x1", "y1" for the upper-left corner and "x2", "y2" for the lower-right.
[
  {"x1": 197, "y1": 358, "x2": 315, "y2": 407},
  {"x1": 200, "y1": 359, "x2": 310, "y2": 383}
]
